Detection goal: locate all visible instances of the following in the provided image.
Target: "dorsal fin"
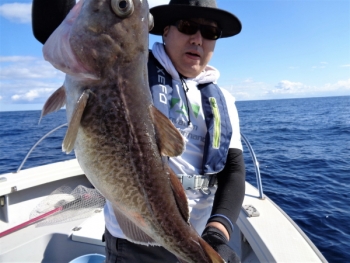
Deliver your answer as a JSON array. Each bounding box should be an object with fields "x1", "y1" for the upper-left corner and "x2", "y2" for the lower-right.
[
  {"x1": 62, "y1": 90, "x2": 89, "y2": 154},
  {"x1": 150, "y1": 105, "x2": 185, "y2": 157}
]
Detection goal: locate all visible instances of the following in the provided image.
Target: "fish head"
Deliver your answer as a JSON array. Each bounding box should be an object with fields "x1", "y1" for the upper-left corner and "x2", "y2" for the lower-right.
[{"x1": 43, "y1": 0, "x2": 153, "y2": 80}]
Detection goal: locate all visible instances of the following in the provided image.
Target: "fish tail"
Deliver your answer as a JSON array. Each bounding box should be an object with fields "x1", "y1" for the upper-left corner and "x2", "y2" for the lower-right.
[{"x1": 198, "y1": 237, "x2": 226, "y2": 263}]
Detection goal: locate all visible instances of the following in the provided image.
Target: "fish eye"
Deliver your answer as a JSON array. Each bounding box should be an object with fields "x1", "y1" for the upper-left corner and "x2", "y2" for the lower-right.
[
  {"x1": 111, "y1": 0, "x2": 134, "y2": 18},
  {"x1": 148, "y1": 13, "x2": 154, "y2": 31}
]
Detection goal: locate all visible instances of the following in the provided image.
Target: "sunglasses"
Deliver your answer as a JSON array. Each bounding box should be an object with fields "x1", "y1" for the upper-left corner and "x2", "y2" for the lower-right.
[{"x1": 172, "y1": 20, "x2": 222, "y2": 40}]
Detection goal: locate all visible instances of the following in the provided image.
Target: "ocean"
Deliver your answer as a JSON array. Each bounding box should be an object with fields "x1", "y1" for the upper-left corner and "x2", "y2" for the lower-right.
[{"x1": 0, "y1": 96, "x2": 349, "y2": 262}]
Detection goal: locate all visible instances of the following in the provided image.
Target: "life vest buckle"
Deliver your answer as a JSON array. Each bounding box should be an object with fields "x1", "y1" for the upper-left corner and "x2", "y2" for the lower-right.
[{"x1": 177, "y1": 174, "x2": 217, "y2": 195}]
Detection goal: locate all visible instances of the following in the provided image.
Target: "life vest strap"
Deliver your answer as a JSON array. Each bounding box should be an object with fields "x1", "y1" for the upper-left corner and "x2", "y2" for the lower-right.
[{"x1": 176, "y1": 174, "x2": 217, "y2": 195}]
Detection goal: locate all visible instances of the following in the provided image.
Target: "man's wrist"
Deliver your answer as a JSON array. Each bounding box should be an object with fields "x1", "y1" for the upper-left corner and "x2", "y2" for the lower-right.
[
  {"x1": 202, "y1": 226, "x2": 241, "y2": 263},
  {"x1": 204, "y1": 222, "x2": 229, "y2": 241}
]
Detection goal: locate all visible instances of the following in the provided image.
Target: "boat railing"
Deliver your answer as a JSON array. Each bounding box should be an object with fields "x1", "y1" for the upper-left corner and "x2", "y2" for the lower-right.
[
  {"x1": 15, "y1": 124, "x2": 265, "y2": 199},
  {"x1": 15, "y1": 123, "x2": 68, "y2": 173},
  {"x1": 240, "y1": 133, "x2": 265, "y2": 199}
]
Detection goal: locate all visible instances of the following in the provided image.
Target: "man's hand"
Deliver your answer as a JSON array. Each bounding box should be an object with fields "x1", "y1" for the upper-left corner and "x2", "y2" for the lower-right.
[{"x1": 202, "y1": 226, "x2": 241, "y2": 263}]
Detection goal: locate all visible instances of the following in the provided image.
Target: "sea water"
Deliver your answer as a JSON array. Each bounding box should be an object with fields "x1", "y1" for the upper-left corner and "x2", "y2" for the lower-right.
[{"x1": 0, "y1": 96, "x2": 349, "y2": 262}]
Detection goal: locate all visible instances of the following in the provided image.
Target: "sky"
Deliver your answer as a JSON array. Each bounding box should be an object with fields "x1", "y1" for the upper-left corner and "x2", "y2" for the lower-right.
[{"x1": 0, "y1": 0, "x2": 349, "y2": 111}]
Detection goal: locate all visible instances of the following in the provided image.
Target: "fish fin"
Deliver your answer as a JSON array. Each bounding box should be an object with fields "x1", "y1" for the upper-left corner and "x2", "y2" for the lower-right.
[
  {"x1": 62, "y1": 90, "x2": 89, "y2": 154},
  {"x1": 39, "y1": 85, "x2": 66, "y2": 123},
  {"x1": 168, "y1": 166, "x2": 190, "y2": 223},
  {"x1": 113, "y1": 207, "x2": 158, "y2": 246},
  {"x1": 150, "y1": 105, "x2": 185, "y2": 157},
  {"x1": 198, "y1": 238, "x2": 226, "y2": 263}
]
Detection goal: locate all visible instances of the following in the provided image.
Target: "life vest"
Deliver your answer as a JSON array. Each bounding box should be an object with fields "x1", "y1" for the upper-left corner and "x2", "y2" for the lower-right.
[{"x1": 148, "y1": 51, "x2": 232, "y2": 175}]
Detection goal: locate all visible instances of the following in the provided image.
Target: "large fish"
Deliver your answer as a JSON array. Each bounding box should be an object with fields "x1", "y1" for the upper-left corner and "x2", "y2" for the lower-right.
[{"x1": 41, "y1": 0, "x2": 225, "y2": 262}]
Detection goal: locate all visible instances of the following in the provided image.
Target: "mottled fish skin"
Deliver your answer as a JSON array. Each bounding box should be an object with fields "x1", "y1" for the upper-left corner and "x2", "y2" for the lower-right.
[{"x1": 42, "y1": 0, "x2": 225, "y2": 262}]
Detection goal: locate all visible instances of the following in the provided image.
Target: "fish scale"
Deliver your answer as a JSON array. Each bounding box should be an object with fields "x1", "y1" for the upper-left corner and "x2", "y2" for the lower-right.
[{"x1": 40, "y1": 0, "x2": 225, "y2": 262}]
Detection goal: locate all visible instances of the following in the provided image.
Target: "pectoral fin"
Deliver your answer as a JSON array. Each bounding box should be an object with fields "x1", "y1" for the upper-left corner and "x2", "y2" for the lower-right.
[
  {"x1": 150, "y1": 105, "x2": 185, "y2": 157},
  {"x1": 113, "y1": 207, "x2": 157, "y2": 246},
  {"x1": 40, "y1": 85, "x2": 66, "y2": 123},
  {"x1": 62, "y1": 90, "x2": 89, "y2": 154}
]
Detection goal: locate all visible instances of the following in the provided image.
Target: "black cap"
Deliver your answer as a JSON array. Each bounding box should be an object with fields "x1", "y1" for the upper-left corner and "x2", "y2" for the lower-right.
[{"x1": 150, "y1": 0, "x2": 242, "y2": 38}]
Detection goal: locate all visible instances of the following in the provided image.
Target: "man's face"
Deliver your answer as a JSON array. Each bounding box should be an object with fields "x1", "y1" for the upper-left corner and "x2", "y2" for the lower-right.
[{"x1": 163, "y1": 18, "x2": 217, "y2": 78}]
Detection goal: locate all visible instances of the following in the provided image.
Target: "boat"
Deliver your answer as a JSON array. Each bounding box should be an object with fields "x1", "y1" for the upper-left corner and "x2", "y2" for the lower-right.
[{"x1": 0, "y1": 125, "x2": 327, "y2": 262}]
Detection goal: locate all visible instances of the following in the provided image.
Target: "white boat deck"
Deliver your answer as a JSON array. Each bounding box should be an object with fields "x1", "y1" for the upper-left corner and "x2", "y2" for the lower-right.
[
  {"x1": 238, "y1": 182, "x2": 326, "y2": 262},
  {"x1": 71, "y1": 212, "x2": 105, "y2": 247},
  {"x1": 0, "y1": 159, "x2": 327, "y2": 262},
  {"x1": 0, "y1": 159, "x2": 84, "y2": 228},
  {"x1": 0, "y1": 159, "x2": 83, "y2": 196}
]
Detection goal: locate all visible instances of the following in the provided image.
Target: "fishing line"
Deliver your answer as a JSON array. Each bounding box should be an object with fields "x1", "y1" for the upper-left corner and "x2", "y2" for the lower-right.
[{"x1": 179, "y1": 74, "x2": 192, "y2": 126}]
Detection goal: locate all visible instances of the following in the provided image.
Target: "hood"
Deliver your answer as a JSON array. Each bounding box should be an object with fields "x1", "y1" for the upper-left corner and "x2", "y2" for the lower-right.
[{"x1": 152, "y1": 42, "x2": 220, "y2": 85}]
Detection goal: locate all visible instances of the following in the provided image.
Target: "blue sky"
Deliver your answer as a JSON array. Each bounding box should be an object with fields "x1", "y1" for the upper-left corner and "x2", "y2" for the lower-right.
[{"x1": 0, "y1": 0, "x2": 349, "y2": 111}]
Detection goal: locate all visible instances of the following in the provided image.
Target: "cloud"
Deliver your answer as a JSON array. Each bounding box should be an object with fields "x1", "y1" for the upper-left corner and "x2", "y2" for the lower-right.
[
  {"x1": 312, "y1": 61, "x2": 328, "y2": 69},
  {"x1": 269, "y1": 79, "x2": 350, "y2": 96},
  {"x1": 323, "y1": 79, "x2": 350, "y2": 91},
  {"x1": 0, "y1": 1, "x2": 167, "y2": 23},
  {"x1": 0, "y1": 56, "x2": 64, "y2": 104},
  {"x1": 271, "y1": 80, "x2": 305, "y2": 94},
  {"x1": 223, "y1": 78, "x2": 350, "y2": 101},
  {"x1": 0, "y1": 57, "x2": 64, "y2": 79},
  {"x1": 0, "y1": 56, "x2": 36, "y2": 63},
  {"x1": 1, "y1": 78, "x2": 63, "y2": 103},
  {"x1": 148, "y1": 0, "x2": 168, "y2": 8},
  {"x1": 11, "y1": 88, "x2": 56, "y2": 102},
  {"x1": 340, "y1": 64, "x2": 350, "y2": 67},
  {"x1": 0, "y1": 3, "x2": 32, "y2": 23},
  {"x1": 221, "y1": 78, "x2": 271, "y2": 101},
  {"x1": 242, "y1": 78, "x2": 254, "y2": 83}
]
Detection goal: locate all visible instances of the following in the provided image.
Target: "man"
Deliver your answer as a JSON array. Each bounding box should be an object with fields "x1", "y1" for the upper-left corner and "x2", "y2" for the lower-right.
[{"x1": 32, "y1": 0, "x2": 246, "y2": 262}]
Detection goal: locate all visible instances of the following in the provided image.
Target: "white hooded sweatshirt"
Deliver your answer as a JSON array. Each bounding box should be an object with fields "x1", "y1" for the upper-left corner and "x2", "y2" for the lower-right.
[{"x1": 104, "y1": 42, "x2": 242, "y2": 239}]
